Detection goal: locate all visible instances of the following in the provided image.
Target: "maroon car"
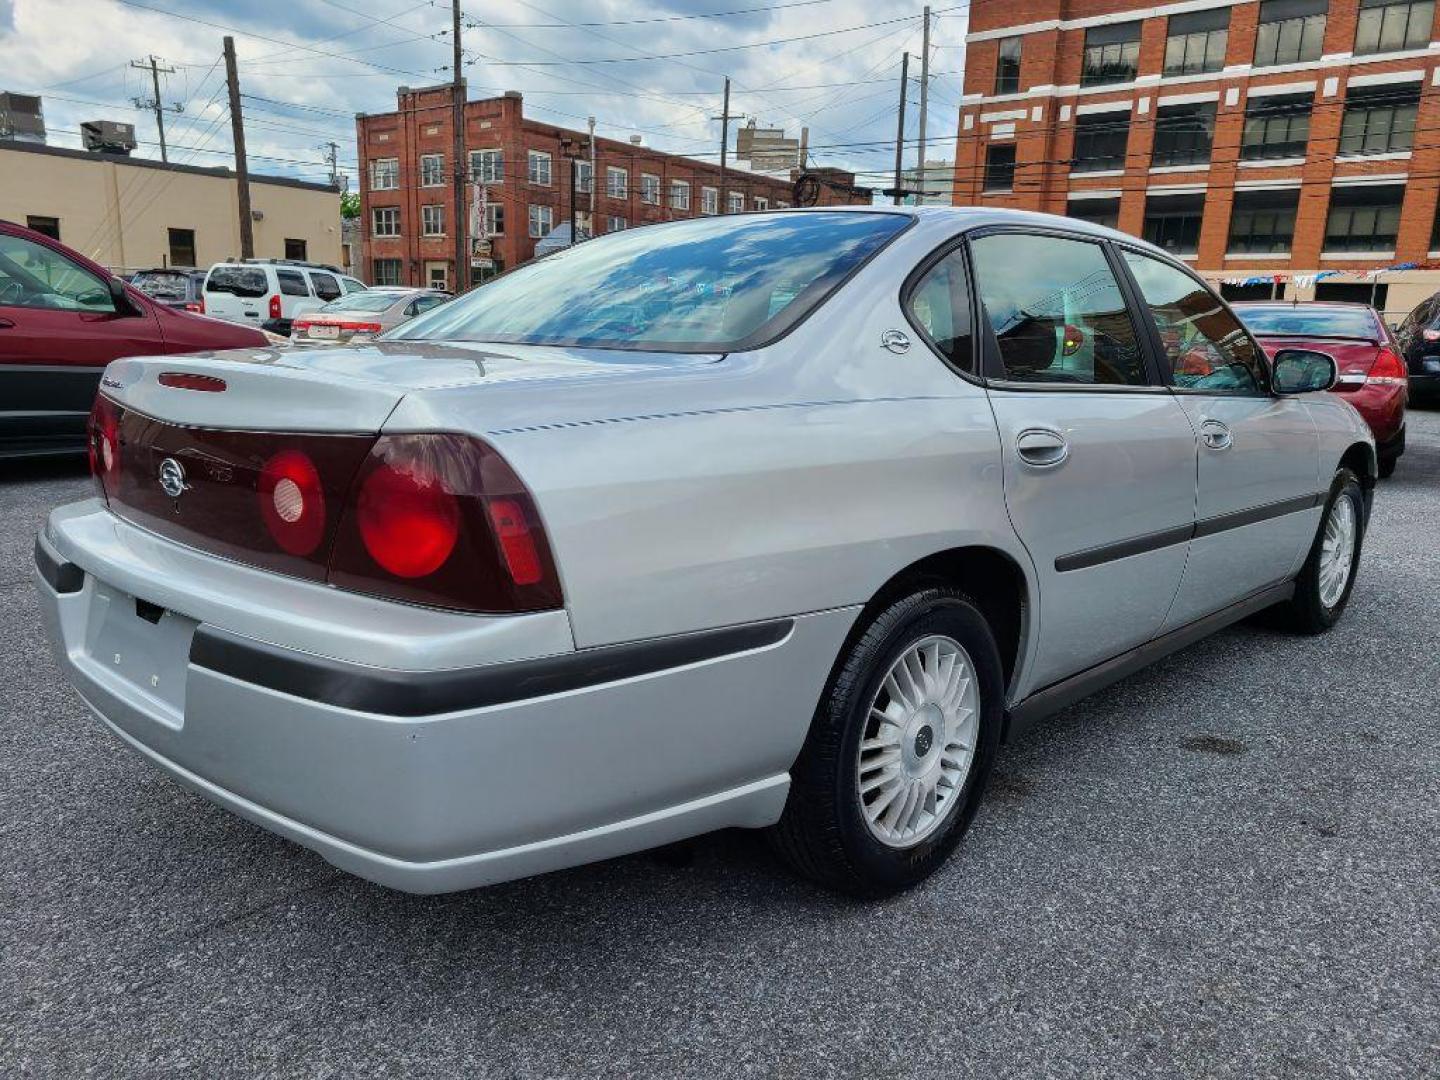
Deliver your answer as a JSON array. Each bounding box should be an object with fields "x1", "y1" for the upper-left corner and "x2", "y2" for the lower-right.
[
  {"x1": 0, "y1": 219, "x2": 268, "y2": 459},
  {"x1": 1232, "y1": 301, "x2": 1408, "y2": 478}
]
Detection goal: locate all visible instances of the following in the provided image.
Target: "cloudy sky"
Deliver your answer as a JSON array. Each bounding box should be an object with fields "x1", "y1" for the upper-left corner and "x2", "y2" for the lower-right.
[{"x1": 0, "y1": 0, "x2": 968, "y2": 194}]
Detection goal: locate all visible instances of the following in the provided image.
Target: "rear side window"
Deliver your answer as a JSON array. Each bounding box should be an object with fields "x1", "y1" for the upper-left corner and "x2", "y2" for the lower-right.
[
  {"x1": 311, "y1": 272, "x2": 341, "y2": 301},
  {"x1": 906, "y1": 248, "x2": 973, "y2": 372},
  {"x1": 276, "y1": 269, "x2": 309, "y2": 297},
  {"x1": 969, "y1": 233, "x2": 1148, "y2": 385},
  {"x1": 133, "y1": 271, "x2": 191, "y2": 300},
  {"x1": 206, "y1": 266, "x2": 267, "y2": 297}
]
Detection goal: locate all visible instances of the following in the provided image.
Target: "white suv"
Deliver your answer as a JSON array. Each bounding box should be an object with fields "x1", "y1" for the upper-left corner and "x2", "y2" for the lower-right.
[{"x1": 201, "y1": 260, "x2": 367, "y2": 334}]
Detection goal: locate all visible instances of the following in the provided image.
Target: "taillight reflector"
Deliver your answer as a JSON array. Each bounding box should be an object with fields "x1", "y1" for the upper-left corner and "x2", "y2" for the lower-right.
[
  {"x1": 258, "y1": 450, "x2": 327, "y2": 556},
  {"x1": 486, "y1": 498, "x2": 543, "y2": 586},
  {"x1": 158, "y1": 372, "x2": 227, "y2": 392}
]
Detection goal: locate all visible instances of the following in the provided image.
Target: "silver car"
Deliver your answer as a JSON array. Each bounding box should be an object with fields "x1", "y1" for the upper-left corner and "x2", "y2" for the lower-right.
[
  {"x1": 34, "y1": 209, "x2": 1374, "y2": 898},
  {"x1": 289, "y1": 287, "x2": 452, "y2": 346}
]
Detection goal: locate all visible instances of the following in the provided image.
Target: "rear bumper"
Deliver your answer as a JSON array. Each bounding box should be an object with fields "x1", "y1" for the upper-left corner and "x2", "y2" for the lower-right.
[{"x1": 33, "y1": 506, "x2": 853, "y2": 892}]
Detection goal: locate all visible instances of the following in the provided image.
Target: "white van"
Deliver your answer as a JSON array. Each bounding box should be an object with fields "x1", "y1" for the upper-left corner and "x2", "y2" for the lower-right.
[{"x1": 201, "y1": 260, "x2": 368, "y2": 334}]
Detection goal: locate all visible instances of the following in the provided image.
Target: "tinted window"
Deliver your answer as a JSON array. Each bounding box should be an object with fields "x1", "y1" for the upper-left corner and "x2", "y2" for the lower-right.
[
  {"x1": 132, "y1": 270, "x2": 192, "y2": 300},
  {"x1": 0, "y1": 234, "x2": 114, "y2": 312},
  {"x1": 970, "y1": 233, "x2": 1148, "y2": 386},
  {"x1": 1234, "y1": 305, "x2": 1380, "y2": 339},
  {"x1": 906, "y1": 249, "x2": 973, "y2": 371},
  {"x1": 206, "y1": 266, "x2": 268, "y2": 297},
  {"x1": 1122, "y1": 251, "x2": 1267, "y2": 394},
  {"x1": 310, "y1": 272, "x2": 341, "y2": 301},
  {"x1": 276, "y1": 269, "x2": 309, "y2": 297},
  {"x1": 391, "y1": 212, "x2": 909, "y2": 351}
]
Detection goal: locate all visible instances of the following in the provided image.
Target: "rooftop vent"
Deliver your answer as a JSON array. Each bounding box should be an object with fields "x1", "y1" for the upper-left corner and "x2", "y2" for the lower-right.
[
  {"x1": 0, "y1": 91, "x2": 46, "y2": 144},
  {"x1": 80, "y1": 120, "x2": 137, "y2": 155}
]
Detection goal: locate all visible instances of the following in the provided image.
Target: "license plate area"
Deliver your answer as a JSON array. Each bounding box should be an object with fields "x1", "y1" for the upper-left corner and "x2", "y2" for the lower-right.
[
  {"x1": 82, "y1": 581, "x2": 197, "y2": 728},
  {"x1": 309, "y1": 324, "x2": 339, "y2": 339}
]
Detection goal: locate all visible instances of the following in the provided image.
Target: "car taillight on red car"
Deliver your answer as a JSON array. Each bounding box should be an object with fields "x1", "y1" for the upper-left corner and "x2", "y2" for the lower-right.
[
  {"x1": 1369, "y1": 347, "x2": 1408, "y2": 386},
  {"x1": 87, "y1": 394, "x2": 122, "y2": 501}
]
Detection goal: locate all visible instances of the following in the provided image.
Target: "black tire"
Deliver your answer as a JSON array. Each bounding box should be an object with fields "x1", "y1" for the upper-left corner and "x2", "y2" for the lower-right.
[
  {"x1": 1274, "y1": 467, "x2": 1365, "y2": 634},
  {"x1": 1378, "y1": 455, "x2": 1398, "y2": 479},
  {"x1": 771, "y1": 587, "x2": 1005, "y2": 898}
]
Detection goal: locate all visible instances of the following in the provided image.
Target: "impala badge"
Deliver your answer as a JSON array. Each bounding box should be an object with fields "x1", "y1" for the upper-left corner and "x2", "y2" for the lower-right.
[{"x1": 158, "y1": 457, "x2": 189, "y2": 500}]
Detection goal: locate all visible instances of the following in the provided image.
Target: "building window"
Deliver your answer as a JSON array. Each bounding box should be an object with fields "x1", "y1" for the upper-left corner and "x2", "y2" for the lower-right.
[
  {"x1": 369, "y1": 157, "x2": 398, "y2": 191},
  {"x1": 1142, "y1": 193, "x2": 1205, "y2": 255},
  {"x1": 606, "y1": 166, "x2": 627, "y2": 198},
  {"x1": 283, "y1": 237, "x2": 306, "y2": 262},
  {"x1": 469, "y1": 149, "x2": 503, "y2": 183},
  {"x1": 607, "y1": 215, "x2": 627, "y2": 232},
  {"x1": 169, "y1": 227, "x2": 197, "y2": 267},
  {"x1": 983, "y1": 144, "x2": 1017, "y2": 191},
  {"x1": 641, "y1": 173, "x2": 661, "y2": 204},
  {"x1": 754, "y1": 196, "x2": 769, "y2": 210},
  {"x1": 701, "y1": 186, "x2": 719, "y2": 214},
  {"x1": 528, "y1": 204, "x2": 553, "y2": 238},
  {"x1": 485, "y1": 204, "x2": 504, "y2": 236},
  {"x1": 1072, "y1": 112, "x2": 1130, "y2": 172},
  {"x1": 372, "y1": 207, "x2": 400, "y2": 237},
  {"x1": 574, "y1": 159, "x2": 593, "y2": 194},
  {"x1": 1324, "y1": 184, "x2": 1404, "y2": 250},
  {"x1": 1355, "y1": 0, "x2": 1434, "y2": 53},
  {"x1": 373, "y1": 258, "x2": 402, "y2": 286},
  {"x1": 1254, "y1": 0, "x2": 1328, "y2": 67},
  {"x1": 1228, "y1": 188, "x2": 1300, "y2": 252},
  {"x1": 1241, "y1": 93, "x2": 1312, "y2": 159},
  {"x1": 420, "y1": 153, "x2": 445, "y2": 187},
  {"x1": 1067, "y1": 197, "x2": 1120, "y2": 229},
  {"x1": 669, "y1": 180, "x2": 691, "y2": 210},
  {"x1": 1081, "y1": 22, "x2": 1141, "y2": 86},
  {"x1": 727, "y1": 191, "x2": 744, "y2": 213},
  {"x1": 995, "y1": 36, "x2": 1022, "y2": 94},
  {"x1": 528, "y1": 150, "x2": 552, "y2": 185},
  {"x1": 1339, "y1": 83, "x2": 1420, "y2": 156},
  {"x1": 1164, "y1": 8, "x2": 1230, "y2": 76},
  {"x1": 1152, "y1": 102, "x2": 1216, "y2": 167},
  {"x1": 421, "y1": 204, "x2": 445, "y2": 236},
  {"x1": 25, "y1": 215, "x2": 60, "y2": 240}
]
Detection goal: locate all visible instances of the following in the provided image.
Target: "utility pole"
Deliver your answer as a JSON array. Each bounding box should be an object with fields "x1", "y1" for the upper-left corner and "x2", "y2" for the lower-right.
[
  {"x1": 587, "y1": 116, "x2": 596, "y2": 227},
  {"x1": 320, "y1": 140, "x2": 341, "y2": 190},
  {"x1": 917, "y1": 6, "x2": 931, "y2": 201},
  {"x1": 715, "y1": 77, "x2": 731, "y2": 213},
  {"x1": 451, "y1": 0, "x2": 467, "y2": 292},
  {"x1": 222, "y1": 37, "x2": 254, "y2": 259},
  {"x1": 130, "y1": 55, "x2": 181, "y2": 163},
  {"x1": 892, "y1": 51, "x2": 909, "y2": 206}
]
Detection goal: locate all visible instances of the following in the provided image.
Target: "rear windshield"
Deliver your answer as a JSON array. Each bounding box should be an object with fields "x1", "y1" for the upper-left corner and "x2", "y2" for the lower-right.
[
  {"x1": 205, "y1": 266, "x2": 268, "y2": 298},
  {"x1": 321, "y1": 291, "x2": 402, "y2": 313},
  {"x1": 132, "y1": 271, "x2": 192, "y2": 300},
  {"x1": 390, "y1": 211, "x2": 910, "y2": 351},
  {"x1": 1235, "y1": 305, "x2": 1379, "y2": 340}
]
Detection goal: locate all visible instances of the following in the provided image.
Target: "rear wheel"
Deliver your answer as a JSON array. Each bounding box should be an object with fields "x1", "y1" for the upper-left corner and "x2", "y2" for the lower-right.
[
  {"x1": 1274, "y1": 468, "x2": 1365, "y2": 634},
  {"x1": 772, "y1": 587, "x2": 1004, "y2": 898}
]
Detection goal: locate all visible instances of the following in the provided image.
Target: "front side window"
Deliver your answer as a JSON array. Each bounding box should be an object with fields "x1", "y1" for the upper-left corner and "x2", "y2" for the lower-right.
[
  {"x1": 1122, "y1": 251, "x2": 1266, "y2": 394},
  {"x1": 0, "y1": 233, "x2": 114, "y2": 312},
  {"x1": 670, "y1": 180, "x2": 691, "y2": 210},
  {"x1": 1072, "y1": 112, "x2": 1130, "y2": 172},
  {"x1": 1254, "y1": 0, "x2": 1328, "y2": 66},
  {"x1": 420, "y1": 154, "x2": 445, "y2": 187},
  {"x1": 1142, "y1": 193, "x2": 1205, "y2": 255},
  {"x1": 390, "y1": 211, "x2": 909, "y2": 351},
  {"x1": 1068, "y1": 197, "x2": 1120, "y2": 229},
  {"x1": 1355, "y1": 0, "x2": 1434, "y2": 53},
  {"x1": 1241, "y1": 93, "x2": 1312, "y2": 159},
  {"x1": 369, "y1": 157, "x2": 398, "y2": 191},
  {"x1": 984, "y1": 144, "x2": 1017, "y2": 191},
  {"x1": 995, "y1": 36, "x2": 1022, "y2": 94},
  {"x1": 906, "y1": 248, "x2": 973, "y2": 371},
  {"x1": 1152, "y1": 102, "x2": 1216, "y2": 167},
  {"x1": 969, "y1": 232, "x2": 1148, "y2": 385},
  {"x1": 1339, "y1": 83, "x2": 1420, "y2": 155},
  {"x1": 372, "y1": 207, "x2": 400, "y2": 237},
  {"x1": 1228, "y1": 188, "x2": 1300, "y2": 252},
  {"x1": 528, "y1": 204, "x2": 554, "y2": 238},
  {"x1": 1165, "y1": 8, "x2": 1230, "y2": 75},
  {"x1": 1082, "y1": 22, "x2": 1141, "y2": 86},
  {"x1": 276, "y1": 269, "x2": 308, "y2": 297},
  {"x1": 1325, "y1": 183, "x2": 1405, "y2": 251},
  {"x1": 470, "y1": 149, "x2": 503, "y2": 183},
  {"x1": 372, "y1": 258, "x2": 402, "y2": 286},
  {"x1": 528, "y1": 150, "x2": 552, "y2": 185},
  {"x1": 607, "y1": 166, "x2": 628, "y2": 198},
  {"x1": 421, "y1": 204, "x2": 445, "y2": 236},
  {"x1": 641, "y1": 174, "x2": 661, "y2": 204}
]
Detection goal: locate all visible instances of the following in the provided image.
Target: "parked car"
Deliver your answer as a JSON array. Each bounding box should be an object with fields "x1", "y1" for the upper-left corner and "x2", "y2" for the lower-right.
[
  {"x1": 201, "y1": 259, "x2": 367, "y2": 336},
  {"x1": 130, "y1": 268, "x2": 206, "y2": 312},
  {"x1": 0, "y1": 219, "x2": 268, "y2": 459},
  {"x1": 35, "y1": 208, "x2": 1375, "y2": 898},
  {"x1": 1232, "y1": 301, "x2": 1407, "y2": 478},
  {"x1": 1391, "y1": 291, "x2": 1440, "y2": 401},
  {"x1": 290, "y1": 287, "x2": 452, "y2": 346}
]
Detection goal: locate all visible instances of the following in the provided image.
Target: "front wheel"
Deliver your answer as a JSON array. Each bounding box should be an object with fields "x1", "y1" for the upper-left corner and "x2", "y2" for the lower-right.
[
  {"x1": 771, "y1": 587, "x2": 1004, "y2": 898},
  {"x1": 1275, "y1": 467, "x2": 1365, "y2": 634}
]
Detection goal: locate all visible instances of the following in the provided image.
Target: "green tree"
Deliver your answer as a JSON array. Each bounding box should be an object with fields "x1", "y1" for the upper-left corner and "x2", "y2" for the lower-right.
[{"x1": 340, "y1": 191, "x2": 360, "y2": 219}]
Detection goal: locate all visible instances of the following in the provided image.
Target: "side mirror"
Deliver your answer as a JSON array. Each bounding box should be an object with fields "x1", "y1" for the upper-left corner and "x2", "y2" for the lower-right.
[
  {"x1": 107, "y1": 276, "x2": 141, "y2": 317},
  {"x1": 1272, "y1": 348, "x2": 1337, "y2": 395}
]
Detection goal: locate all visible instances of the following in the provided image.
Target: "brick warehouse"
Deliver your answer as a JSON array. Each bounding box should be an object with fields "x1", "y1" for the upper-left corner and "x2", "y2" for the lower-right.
[
  {"x1": 954, "y1": 0, "x2": 1440, "y2": 318},
  {"x1": 356, "y1": 85, "x2": 868, "y2": 290}
]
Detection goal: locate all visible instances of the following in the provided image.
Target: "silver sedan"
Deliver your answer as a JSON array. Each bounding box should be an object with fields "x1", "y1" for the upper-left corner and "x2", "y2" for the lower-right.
[
  {"x1": 35, "y1": 208, "x2": 1373, "y2": 898},
  {"x1": 289, "y1": 287, "x2": 451, "y2": 345}
]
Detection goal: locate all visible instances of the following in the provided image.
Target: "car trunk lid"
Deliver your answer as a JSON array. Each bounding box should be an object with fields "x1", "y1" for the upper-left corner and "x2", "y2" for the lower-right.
[{"x1": 1254, "y1": 334, "x2": 1390, "y2": 391}]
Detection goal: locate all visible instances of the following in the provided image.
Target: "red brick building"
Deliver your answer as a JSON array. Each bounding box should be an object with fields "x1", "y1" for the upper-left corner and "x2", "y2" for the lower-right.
[
  {"x1": 954, "y1": 0, "x2": 1440, "y2": 314},
  {"x1": 356, "y1": 85, "x2": 867, "y2": 290}
]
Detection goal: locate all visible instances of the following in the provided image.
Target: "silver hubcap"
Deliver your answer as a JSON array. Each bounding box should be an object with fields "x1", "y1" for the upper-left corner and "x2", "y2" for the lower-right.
[
  {"x1": 1319, "y1": 494, "x2": 1357, "y2": 608},
  {"x1": 857, "y1": 634, "x2": 980, "y2": 848}
]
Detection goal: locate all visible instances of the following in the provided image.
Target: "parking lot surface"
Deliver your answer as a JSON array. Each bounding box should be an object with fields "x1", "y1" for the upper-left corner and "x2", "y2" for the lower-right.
[{"x1": 3, "y1": 409, "x2": 1438, "y2": 1079}]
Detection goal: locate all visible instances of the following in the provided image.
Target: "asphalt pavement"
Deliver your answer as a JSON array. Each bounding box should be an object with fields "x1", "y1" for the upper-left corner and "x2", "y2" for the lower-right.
[{"x1": 2, "y1": 409, "x2": 1438, "y2": 1079}]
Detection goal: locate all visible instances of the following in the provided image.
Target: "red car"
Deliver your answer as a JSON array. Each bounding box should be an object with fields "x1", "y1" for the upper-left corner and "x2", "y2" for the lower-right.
[
  {"x1": 1232, "y1": 301, "x2": 1408, "y2": 478},
  {"x1": 0, "y1": 219, "x2": 268, "y2": 459}
]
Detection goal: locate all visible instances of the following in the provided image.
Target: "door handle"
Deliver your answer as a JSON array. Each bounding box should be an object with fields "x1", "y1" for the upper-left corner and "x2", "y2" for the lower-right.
[
  {"x1": 1015, "y1": 427, "x2": 1069, "y2": 468},
  {"x1": 0, "y1": 317, "x2": 14, "y2": 328},
  {"x1": 1199, "y1": 419, "x2": 1233, "y2": 451}
]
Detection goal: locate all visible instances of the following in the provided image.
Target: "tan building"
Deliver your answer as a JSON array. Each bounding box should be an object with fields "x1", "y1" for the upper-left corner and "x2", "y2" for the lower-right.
[{"x1": 0, "y1": 139, "x2": 343, "y2": 274}]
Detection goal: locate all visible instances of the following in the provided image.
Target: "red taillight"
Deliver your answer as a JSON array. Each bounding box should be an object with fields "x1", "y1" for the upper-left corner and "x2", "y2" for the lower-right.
[
  {"x1": 158, "y1": 372, "x2": 227, "y2": 392},
  {"x1": 1370, "y1": 347, "x2": 1407, "y2": 384},
  {"x1": 87, "y1": 394, "x2": 121, "y2": 500},
  {"x1": 258, "y1": 450, "x2": 327, "y2": 556},
  {"x1": 269, "y1": 294, "x2": 282, "y2": 320},
  {"x1": 1423, "y1": 329, "x2": 1440, "y2": 342},
  {"x1": 355, "y1": 460, "x2": 461, "y2": 578},
  {"x1": 196, "y1": 297, "x2": 204, "y2": 314},
  {"x1": 184, "y1": 302, "x2": 202, "y2": 313},
  {"x1": 339, "y1": 321, "x2": 384, "y2": 334}
]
